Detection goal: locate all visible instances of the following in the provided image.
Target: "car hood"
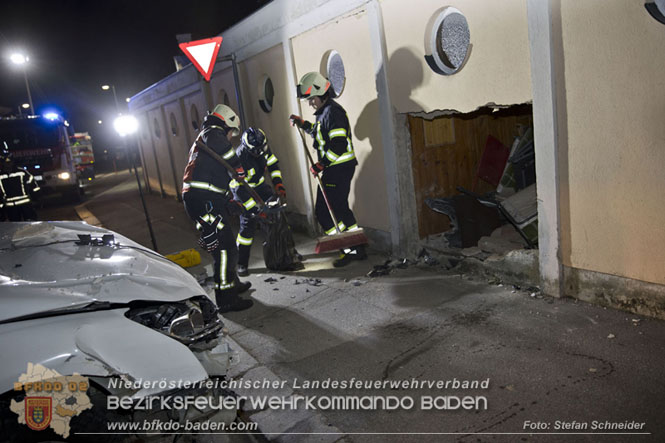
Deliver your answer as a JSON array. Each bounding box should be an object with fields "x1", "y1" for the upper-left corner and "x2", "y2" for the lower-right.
[{"x1": 0, "y1": 221, "x2": 206, "y2": 322}]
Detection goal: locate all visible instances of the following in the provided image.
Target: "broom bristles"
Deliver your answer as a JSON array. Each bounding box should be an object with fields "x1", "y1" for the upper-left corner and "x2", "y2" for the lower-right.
[{"x1": 315, "y1": 229, "x2": 368, "y2": 254}]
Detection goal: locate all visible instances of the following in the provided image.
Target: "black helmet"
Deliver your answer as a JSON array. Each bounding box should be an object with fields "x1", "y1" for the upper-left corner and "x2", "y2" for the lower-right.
[{"x1": 242, "y1": 127, "x2": 268, "y2": 156}]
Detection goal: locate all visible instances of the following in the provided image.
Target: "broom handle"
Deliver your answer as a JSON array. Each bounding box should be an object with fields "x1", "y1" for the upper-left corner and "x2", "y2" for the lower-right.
[
  {"x1": 194, "y1": 138, "x2": 265, "y2": 206},
  {"x1": 296, "y1": 127, "x2": 342, "y2": 235}
]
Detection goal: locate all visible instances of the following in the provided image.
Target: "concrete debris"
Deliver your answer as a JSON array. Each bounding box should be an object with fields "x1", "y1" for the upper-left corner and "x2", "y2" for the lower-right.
[
  {"x1": 294, "y1": 278, "x2": 322, "y2": 287},
  {"x1": 461, "y1": 246, "x2": 483, "y2": 257},
  {"x1": 589, "y1": 368, "x2": 598, "y2": 373},
  {"x1": 367, "y1": 263, "x2": 391, "y2": 278},
  {"x1": 417, "y1": 248, "x2": 439, "y2": 266},
  {"x1": 607, "y1": 333, "x2": 616, "y2": 339},
  {"x1": 264, "y1": 277, "x2": 278, "y2": 283}
]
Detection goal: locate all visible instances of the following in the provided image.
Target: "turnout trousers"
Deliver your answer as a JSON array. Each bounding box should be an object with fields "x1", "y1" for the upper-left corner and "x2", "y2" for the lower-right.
[
  {"x1": 183, "y1": 190, "x2": 238, "y2": 291},
  {"x1": 315, "y1": 163, "x2": 358, "y2": 235},
  {"x1": 236, "y1": 183, "x2": 274, "y2": 268}
]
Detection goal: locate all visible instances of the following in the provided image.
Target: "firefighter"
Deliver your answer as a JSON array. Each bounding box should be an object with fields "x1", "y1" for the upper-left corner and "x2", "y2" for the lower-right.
[
  {"x1": 289, "y1": 71, "x2": 367, "y2": 267},
  {"x1": 182, "y1": 104, "x2": 259, "y2": 313},
  {"x1": 232, "y1": 127, "x2": 287, "y2": 276},
  {"x1": 0, "y1": 148, "x2": 39, "y2": 221}
]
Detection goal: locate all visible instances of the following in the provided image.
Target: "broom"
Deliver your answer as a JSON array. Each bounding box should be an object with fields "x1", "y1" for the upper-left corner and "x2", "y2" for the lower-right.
[{"x1": 295, "y1": 127, "x2": 368, "y2": 254}]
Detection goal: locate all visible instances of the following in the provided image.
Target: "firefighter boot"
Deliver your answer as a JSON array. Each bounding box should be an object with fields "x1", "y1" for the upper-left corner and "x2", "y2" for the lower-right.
[
  {"x1": 234, "y1": 279, "x2": 252, "y2": 294},
  {"x1": 215, "y1": 288, "x2": 253, "y2": 313},
  {"x1": 333, "y1": 244, "x2": 368, "y2": 268}
]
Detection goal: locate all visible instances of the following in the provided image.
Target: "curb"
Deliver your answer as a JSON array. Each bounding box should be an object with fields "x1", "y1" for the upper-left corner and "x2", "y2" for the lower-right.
[{"x1": 74, "y1": 204, "x2": 103, "y2": 227}]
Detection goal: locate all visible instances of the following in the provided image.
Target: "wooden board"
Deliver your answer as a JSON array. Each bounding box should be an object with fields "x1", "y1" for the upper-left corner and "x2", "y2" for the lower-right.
[{"x1": 408, "y1": 105, "x2": 533, "y2": 239}]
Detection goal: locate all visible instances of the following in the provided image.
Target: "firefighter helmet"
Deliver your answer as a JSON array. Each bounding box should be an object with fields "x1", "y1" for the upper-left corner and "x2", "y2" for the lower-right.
[
  {"x1": 242, "y1": 127, "x2": 268, "y2": 157},
  {"x1": 211, "y1": 104, "x2": 241, "y2": 136},
  {"x1": 296, "y1": 72, "x2": 331, "y2": 99}
]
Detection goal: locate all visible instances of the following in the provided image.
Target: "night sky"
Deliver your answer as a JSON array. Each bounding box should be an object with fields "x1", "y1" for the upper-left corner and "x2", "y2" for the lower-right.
[{"x1": 0, "y1": 0, "x2": 270, "y2": 159}]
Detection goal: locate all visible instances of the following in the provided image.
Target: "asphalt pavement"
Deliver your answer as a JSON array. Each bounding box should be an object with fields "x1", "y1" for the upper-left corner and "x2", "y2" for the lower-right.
[{"x1": 40, "y1": 170, "x2": 665, "y2": 442}]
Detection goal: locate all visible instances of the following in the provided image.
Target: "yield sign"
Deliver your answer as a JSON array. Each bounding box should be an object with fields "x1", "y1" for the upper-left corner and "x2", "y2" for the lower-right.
[{"x1": 179, "y1": 37, "x2": 223, "y2": 81}]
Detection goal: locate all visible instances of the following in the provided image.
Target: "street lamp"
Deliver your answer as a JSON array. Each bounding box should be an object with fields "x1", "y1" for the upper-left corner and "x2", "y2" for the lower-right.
[
  {"x1": 10, "y1": 52, "x2": 35, "y2": 115},
  {"x1": 102, "y1": 84, "x2": 121, "y2": 115},
  {"x1": 113, "y1": 115, "x2": 158, "y2": 252}
]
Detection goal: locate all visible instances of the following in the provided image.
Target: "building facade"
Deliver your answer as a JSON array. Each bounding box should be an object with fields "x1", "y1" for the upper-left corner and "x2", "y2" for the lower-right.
[{"x1": 129, "y1": 0, "x2": 665, "y2": 318}]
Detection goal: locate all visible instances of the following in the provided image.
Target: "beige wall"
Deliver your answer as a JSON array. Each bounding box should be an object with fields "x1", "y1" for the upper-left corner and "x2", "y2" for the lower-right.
[
  {"x1": 381, "y1": 0, "x2": 532, "y2": 113},
  {"x1": 210, "y1": 65, "x2": 239, "y2": 111},
  {"x1": 137, "y1": 114, "x2": 160, "y2": 194},
  {"x1": 237, "y1": 44, "x2": 309, "y2": 215},
  {"x1": 163, "y1": 99, "x2": 191, "y2": 185},
  {"x1": 146, "y1": 108, "x2": 177, "y2": 196},
  {"x1": 292, "y1": 7, "x2": 390, "y2": 232},
  {"x1": 560, "y1": 0, "x2": 665, "y2": 285}
]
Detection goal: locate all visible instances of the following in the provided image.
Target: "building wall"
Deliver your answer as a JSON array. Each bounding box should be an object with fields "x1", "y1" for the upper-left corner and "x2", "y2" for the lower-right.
[
  {"x1": 561, "y1": 0, "x2": 665, "y2": 285},
  {"x1": 291, "y1": 6, "x2": 390, "y2": 232},
  {"x1": 237, "y1": 44, "x2": 309, "y2": 215},
  {"x1": 146, "y1": 108, "x2": 178, "y2": 196},
  {"x1": 163, "y1": 99, "x2": 190, "y2": 185},
  {"x1": 381, "y1": 0, "x2": 532, "y2": 114}
]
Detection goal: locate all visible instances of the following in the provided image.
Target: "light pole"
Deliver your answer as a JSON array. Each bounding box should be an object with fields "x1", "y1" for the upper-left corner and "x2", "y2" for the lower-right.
[
  {"x1": 113, "y1": 115, "x2": 158, "y2": 252},
  {"x1": 102, "y1": 84, "x2": 120, "y2": 115},
  {"x1": 10, "y1": 53, "x2": 35, "y2": 115}
]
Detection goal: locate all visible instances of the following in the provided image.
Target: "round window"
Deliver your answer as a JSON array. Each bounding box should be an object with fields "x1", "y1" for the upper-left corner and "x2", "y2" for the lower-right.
[
  {"x1": 424, "y1": 7, "x2": 471, "y2": 75},
  {"x1": 170, "y1": 113, "x2": 178, "y2": 136},
  {"x1": 322, "y1": 50, "x2": 346, "y2": 97},
  {"x1": 190, "y1": 104, "x2": 200, "y2": 130},
  {"x1": 153, "y1": 118, "x2": 161, "y2": 138},
  {"x1": 258, "y1": 75, "x2": 274, "y2": 113}
]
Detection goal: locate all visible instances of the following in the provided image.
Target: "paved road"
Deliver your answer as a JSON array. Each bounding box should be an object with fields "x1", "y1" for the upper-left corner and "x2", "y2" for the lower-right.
[{"x1": 32, "y1": 171, "x2": 665, "y2": 442}]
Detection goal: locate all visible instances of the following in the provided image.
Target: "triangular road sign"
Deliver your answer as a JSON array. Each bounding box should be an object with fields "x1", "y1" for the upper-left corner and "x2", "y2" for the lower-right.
[{"x1": 179, "y1": 37, "x2": 223, "y2": 81}]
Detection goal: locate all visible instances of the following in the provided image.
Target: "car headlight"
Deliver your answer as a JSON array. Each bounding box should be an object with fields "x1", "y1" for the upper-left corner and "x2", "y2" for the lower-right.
[
  {"x1": 57, "y1": 172, "x2": 71, "y2": 180},
  {"x1": 125, "y1": 296, "x2": 224, "y2": 346}
]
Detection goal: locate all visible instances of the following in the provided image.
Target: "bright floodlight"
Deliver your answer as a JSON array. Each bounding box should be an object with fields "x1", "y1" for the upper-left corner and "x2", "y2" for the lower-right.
[
  {"x1": 114, "y1": 115, "x2": 138, "y2": 137},
  {"x1": 21, "y1": 103, "x2": 30, "y2": 109},
  {"x1": 98, "y1": 120, "x2": 103, "y2": 125},
  {"x1": 101, "y1": 85, "x2": 111, "y2": 90},
  {"x1": 10, "y1": 53, "x2": 28, "y2": 65},
  {"x1": 44, "y1": 113, "x2": 60, "y2": 121},
  {"x1": 125, "y1": 97, "x2": 130, "y2": 102}
]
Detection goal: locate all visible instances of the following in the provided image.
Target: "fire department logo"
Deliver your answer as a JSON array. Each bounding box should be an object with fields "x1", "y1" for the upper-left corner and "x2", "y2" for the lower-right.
[
  {"x1": 25, "y1": 397, "x2": 52, "y2": 431},
  {"x1": 10, "y1": 363, "x2": 92, "y2": 438}
]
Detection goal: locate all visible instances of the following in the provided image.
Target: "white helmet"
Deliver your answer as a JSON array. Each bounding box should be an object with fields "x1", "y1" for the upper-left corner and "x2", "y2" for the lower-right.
[
  {"x1": 211, "y1": 104, "x2": 240, "y2": 136},
  {"x1": 296, "y1": 72, "x2": 331, "y2": 99}
]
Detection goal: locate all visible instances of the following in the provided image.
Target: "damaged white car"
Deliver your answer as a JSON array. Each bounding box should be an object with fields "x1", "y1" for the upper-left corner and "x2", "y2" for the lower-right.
[{"x1": 0, "y1": 222, "x2": 242, "y2": 442}]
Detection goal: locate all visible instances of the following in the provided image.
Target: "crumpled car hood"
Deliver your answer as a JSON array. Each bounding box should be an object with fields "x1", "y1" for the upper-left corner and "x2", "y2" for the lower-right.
[{"x1": 0, "y1": 221, "x2": 206, "y2": 322}]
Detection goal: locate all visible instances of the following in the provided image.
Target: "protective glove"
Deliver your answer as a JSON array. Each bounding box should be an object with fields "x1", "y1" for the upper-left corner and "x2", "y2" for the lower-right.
[
  {"x1": 197, "y1": 215, "x2": 222, "y2": 252},
  {"x1": 309, "y1": 162, "x2": 325, "y2": 176},
  {"x1": 275, "y1": 183, "x2": 287, "y2": 200},
  {"x1": 289, "y1": 114, "x2": 304, "y2": 128}
]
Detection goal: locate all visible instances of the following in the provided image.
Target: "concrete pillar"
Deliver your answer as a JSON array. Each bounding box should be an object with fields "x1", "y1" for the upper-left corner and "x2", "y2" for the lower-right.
[
  {"x1": 527, "y1": 0, "x2": 564, "y2": 297},
  {"x1": 283, "y1": 39, "x2": 317, "y2": 234},
  {"x1": 367, "y1": 0, "x2": 420, "y2": 256}
]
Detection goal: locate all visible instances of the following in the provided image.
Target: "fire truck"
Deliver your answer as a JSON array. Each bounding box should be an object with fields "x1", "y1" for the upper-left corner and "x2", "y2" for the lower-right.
[
  {"x1": 0, "y1": 114, "x2": 83, "y2": 200},
  {"x1": 70, "y1": 132, "x2": 95, "y2": 181}
]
